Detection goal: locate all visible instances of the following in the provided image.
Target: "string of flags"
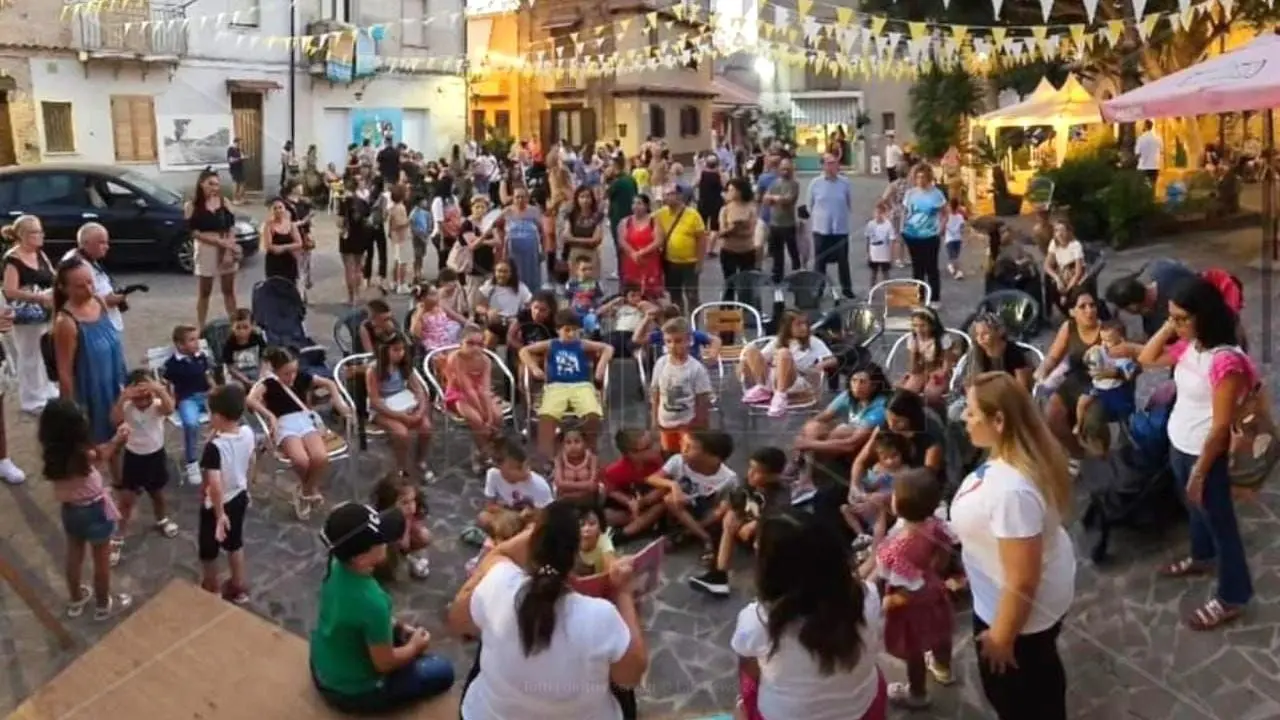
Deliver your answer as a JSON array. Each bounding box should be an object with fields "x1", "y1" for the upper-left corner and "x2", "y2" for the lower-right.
[{"x1": 60, "y1": 0, "x2": 1266, "y2": 80}]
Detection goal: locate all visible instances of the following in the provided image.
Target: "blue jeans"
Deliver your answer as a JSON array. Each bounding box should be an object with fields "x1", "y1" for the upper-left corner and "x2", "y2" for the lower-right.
[
  {"x1": 1171, "y1": 448, "x2": 1253, "y2": 606},
  {"x1": 177, "y1": 393, "x2": 207, "y2": 464},
  {"x1": 315, "y1": 654, "x2": 455, "y2": 715}
]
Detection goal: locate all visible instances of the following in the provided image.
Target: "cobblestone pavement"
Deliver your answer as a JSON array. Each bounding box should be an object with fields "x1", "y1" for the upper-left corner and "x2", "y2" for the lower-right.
[{"x1": 1, "y1": 176, "x2": 1279, "y2": 718}]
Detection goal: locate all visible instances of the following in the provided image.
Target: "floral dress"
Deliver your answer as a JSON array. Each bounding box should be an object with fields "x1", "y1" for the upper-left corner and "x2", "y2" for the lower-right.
[{"x1": 876, "y1": 517, "x2": 957, "y2": 660}]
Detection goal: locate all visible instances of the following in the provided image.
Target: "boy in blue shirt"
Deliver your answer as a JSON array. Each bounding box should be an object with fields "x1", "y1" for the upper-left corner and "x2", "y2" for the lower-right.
[
  {"x1": 642, "y1": 305, "x2": 721, "y2": 362},
  {"x1": 162, "y1": 324, "x2": 213, "y2": 485},
  {"x1": 518, "y1": 309, "x2": 613, "y2": 463}
]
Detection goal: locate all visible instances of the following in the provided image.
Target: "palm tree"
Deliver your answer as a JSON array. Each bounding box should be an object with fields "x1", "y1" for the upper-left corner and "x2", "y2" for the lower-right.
[{"x1": 909, "y1": 65, "x2": 984, "y2": 159}]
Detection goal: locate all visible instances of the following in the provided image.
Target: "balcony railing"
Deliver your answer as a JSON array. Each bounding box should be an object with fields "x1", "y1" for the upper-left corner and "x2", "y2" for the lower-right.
[{"x1": 76, "y1": 3, "x2": 187, "y2": 58}]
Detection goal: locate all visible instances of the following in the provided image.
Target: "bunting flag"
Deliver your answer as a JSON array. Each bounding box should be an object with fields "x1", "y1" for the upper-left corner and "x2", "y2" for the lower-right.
[
  {"x1": 1037, "y1": 0, "x2": 1054, "y2": 22},
  {"x1": 1082, "y1": 0, "x2": 1101, "y2": 24},
  {"x1": 1136, "y1": 13, "x2": 1161, "y2": 41}
]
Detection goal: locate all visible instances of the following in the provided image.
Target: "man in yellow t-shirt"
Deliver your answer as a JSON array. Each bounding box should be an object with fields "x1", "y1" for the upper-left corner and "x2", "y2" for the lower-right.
[{"x1": 654, "y1": 184, "x2": 706, "y2": 311}]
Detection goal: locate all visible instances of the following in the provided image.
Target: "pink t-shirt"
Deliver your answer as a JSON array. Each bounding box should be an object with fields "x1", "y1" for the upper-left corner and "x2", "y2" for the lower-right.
[
  {"x1": 52, "y1": 467, "x2": 121, "y2": 520},
  {"x1": 417, "y1": 308, "x2": 457, "y2": 351},
  {"x1": 1167, "y1": 340, "x2": 1257, "y2": 390}
]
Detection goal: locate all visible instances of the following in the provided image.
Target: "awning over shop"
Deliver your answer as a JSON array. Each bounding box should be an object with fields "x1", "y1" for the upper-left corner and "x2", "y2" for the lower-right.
[
  {"x1": 713, "y1": 77, "x2": 759, "y2": 108},
  {"x1": 790, "y1": 92, "x2": 861, "y2": 127},
  {"x1": 226, "y1": 79, "x2": 281, "y2": 93}
]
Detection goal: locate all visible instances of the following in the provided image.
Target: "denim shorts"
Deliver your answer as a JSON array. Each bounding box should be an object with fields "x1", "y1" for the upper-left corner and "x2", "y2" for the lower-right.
[{"x1": 61, "y1": 499, "x2": 116, "y2": 544}]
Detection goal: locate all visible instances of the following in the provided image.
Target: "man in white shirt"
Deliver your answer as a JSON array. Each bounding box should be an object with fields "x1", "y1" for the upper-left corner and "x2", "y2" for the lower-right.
[
  {"x1": 63, "y1": 223, "x2": 125, "y2": 332},
  {"x1": 1134, "y1": 120, "x2": 1163, "y2": 190},
  {"x1": 884, "y1": 132, "x2": 903, "y2": 182}
]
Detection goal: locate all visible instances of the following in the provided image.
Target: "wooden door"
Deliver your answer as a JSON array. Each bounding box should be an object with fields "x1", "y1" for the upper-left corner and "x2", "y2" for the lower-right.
[
  {"x1": 230, "y1": 92, "x2": 264, "y2": 191},
  {"x1": 0, "y1": 95, "x2": 16, "y2": 167}
]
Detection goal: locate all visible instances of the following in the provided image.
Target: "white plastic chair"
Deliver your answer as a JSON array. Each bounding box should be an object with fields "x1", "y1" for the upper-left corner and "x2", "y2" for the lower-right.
[
  {"x1": 332, "y1": 353, "x2": 387, "y2": 439},
  {"x1": 738, "y1": 336, "x2": 833, "y2": 428},
  {"x1": 867, "y1": 279, "x2": 932, "y2": 337},
  {"x1": 144, "y1": 340, "x2": 212, "y2": 428},
  {"x1": 948, "y1": 341, "x2": 1045, "y2": 396},
  {"x1": 421, "y1": 344, "x2": 517, "y2": 437}
]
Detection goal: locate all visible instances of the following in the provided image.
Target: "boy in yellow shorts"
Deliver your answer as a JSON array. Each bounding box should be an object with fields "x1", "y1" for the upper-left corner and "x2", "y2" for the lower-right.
[{"x1": 518, "y1": 309, "x2": 614, "y2": 463}]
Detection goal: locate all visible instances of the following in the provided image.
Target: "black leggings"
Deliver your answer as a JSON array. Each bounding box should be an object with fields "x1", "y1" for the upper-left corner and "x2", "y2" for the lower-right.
[
  {"x1": 767, "y1": 226, "x2": 800, "y2": 283},
  {"x1": 364, "y1": 228, "x2": 388, "y2": 280},
  {"x1": 720, "y1": 249, "x2": 757, "y2": 302},
  {"x1": 973, "y1": 615, "x2": 1067, "y2": 720},
  {"x1": 905, "y1": 235, "x2": 942, "y2": 302},
  {"x1": 431, "y1": 235, "x2": 456, "y2": 274}
]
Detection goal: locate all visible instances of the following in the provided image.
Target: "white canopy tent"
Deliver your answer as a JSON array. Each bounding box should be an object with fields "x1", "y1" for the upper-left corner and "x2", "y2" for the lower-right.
[{"x1": 975, "y1": 74, "x2": 1105, "y2": 164}]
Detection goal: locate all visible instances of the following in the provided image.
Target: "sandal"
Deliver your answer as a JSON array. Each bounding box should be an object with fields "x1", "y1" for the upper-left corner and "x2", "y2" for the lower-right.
[
  {"x1": 924, "y1": 651, "x2": 954, "y2": 685},
  {"x1": 155, "y1": 518, "x2": 179, "y2": 538},
  {"x1": 887, "y1": 681, "x2": 931, "y2": 708},
  {"x1": 93, "y1": 593, "x2": 134, "y2": 622},
  {"x1": 66, "y1": 584, "x2": 92, "y2": 618},
  {"x1": 1186, "y1": 598, "x2": 1243, "y2": 631},
  {"x1": 1158, "y1": 557, "x2": 1212, "y2": 578},
  {"x1": 108, "y1": 537, "x2": 124, "y2": 568}
]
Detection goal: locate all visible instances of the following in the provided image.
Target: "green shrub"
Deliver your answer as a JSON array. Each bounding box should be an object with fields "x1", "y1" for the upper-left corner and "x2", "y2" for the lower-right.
[
  {"x1": 1034, "y1": 144, "x2": 1159, "y2": 246},
  {"x1": 1099, "y1": 170, "x2": 1158, "y2": 249}
]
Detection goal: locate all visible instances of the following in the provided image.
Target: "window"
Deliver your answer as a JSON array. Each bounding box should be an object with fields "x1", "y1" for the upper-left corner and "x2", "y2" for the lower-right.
[
  {"x1": 882, "y1": 112, "x2": 896, "y2": 133},
  {"x1": 40, "y1": 102, "x2": 75, "y2": 154},
  {"x1": 472, "y1": 110, "x2": 487, "y2": 141},
  {"x1": 16, "y1": 174, "x2": 86, "y2": 207},
  {"x1": 648, "y1": 25, "x2": 660, "y2": 59},
  {"x1": 648, "y1": 104, "x2": 666, "y2": 138},
  {"x1": 495, "y1": 110, "x2": 511, "y2": 136},
  {"x1": 110, "y1": 96, "x2": 157, "y2": 163},
  {"x1": 321, "y1": 0, "x2": 352, "y2": 23},
  {"x1": 679, "y1": 105, "x2": 700, "y2": 137},
  {"x1": 400, "y1": 0, "x2": 428, "y2": 47},
  {"x1": 230, "y1": 0, "x2": 260, "y2": 27}
]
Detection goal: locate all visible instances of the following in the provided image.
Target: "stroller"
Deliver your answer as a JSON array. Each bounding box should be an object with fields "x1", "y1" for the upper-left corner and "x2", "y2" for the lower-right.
[
  {"x1": 1079, "y1": 382, "x2": 1183, "y2": 563},
  {"x1": 251, "y1": 277, "x2": 331, "y2": 378}
]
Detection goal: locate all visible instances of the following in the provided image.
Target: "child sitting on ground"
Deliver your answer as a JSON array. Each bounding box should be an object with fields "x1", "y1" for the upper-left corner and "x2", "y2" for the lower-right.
[
  {"x1": 444, "y1": 324, "x2": 507, "y2": 473},
  {"x1": 465, "y1": 509, "x2": 523, "y2": 576},
  {"x1": 876, "y1": 468, "x2": 958, "y2": 709},
  {"x1": 602, "y1": 428, "x2": 668, "y2": 540},
  {"x1": 651, "y1": 317, "x2": 714, "y2": 456},
  {"x1": 198, "y1": 384, "x2": 257, "y2": 604},
  {"x1": 646, "y1": 430, "x2": 737, "y2": 565},
  {"x1": 371, "y1": 473, "x2": 432, "y2": 581},
  {"x1": 163, "y1": 324, "x2": 214, "y2": 485},
  {"x1": 842, "y1": 430, "x2": 911, "y2": 550},
  {"x1": 109, "y1": 370, "x2": 178, "y2": 567},
  {"x1": 40, "y1": 400, "x2": 133, "y2": 620},
  {"x1": 366, "y1": 333, "x2": 433, "y2": 480},
  {"x1": 477, "y1": 442, "x2": 555, "y2": 536},
  {"x1": 689, "y1": 446, "x2": 789, "y2": 597},
  {"x1": 220, "y1": 309, "x2": 267, "y2": 386},
  {"x1": 436, "y1": 268, "x2": 471, "y2": 321},
  {"x1": 1076, "y1": 318, "x2": 1139, "y2": 451},
  {"x1": 518, "y1": 310, "x2": 613, "y2": 462},
  {"x1": 898, "y1": 307, "x2": 955, "y2": 408},
  {"x1": 563, "y1": 256, "x2": 604, "y2": 335},
  {"x1": 574, "y1": 504, "x2": 617, "y2": 577},
  {"x1": 553, "y1": 428, "x2": 600, "y2": 503}
]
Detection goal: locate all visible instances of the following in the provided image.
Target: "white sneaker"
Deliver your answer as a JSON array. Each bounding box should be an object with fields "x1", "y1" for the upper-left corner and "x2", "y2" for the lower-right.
[
  {"x1": 185, "y1": 462, "x2": 202, "y2": 485},
  {"x1": 0, "y1": 458, "x2": 25, "y2": 485}
]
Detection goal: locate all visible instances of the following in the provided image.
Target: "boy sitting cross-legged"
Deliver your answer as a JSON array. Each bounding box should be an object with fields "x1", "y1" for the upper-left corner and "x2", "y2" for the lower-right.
[
  {"x1": 601, "y1": 428, "x2": 668, "y2": 542},
  {"x1": 689, "y1": 446, "x2": 789, "y2": 597},
  {"x1": 646, "y1": 430, "x2": 737, "y2": 566}
]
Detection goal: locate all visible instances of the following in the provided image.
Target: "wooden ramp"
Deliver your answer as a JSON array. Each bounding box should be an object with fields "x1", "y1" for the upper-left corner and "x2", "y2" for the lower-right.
[{"x1": 8, "y1": 580, "x2": 459, "y2": 720}]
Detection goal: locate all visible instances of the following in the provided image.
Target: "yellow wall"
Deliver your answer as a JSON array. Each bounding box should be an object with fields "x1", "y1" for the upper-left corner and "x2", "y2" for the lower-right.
[{"x1": 470, "y1": 14, "x2": 523, "y2": 139}]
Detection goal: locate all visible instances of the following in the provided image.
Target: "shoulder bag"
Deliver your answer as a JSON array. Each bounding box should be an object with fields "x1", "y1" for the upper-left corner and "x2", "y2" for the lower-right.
[{"x1": 264, "y1": 371, "x2": 348, "y2": 454}]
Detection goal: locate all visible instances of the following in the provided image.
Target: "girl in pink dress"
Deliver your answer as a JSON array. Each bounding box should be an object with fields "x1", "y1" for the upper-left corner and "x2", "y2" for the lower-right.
[
  {"x1": 553, "y1": 428, "x2": 599, "y2": 503},
  {"x1": 875, "y1": 467, "x2": 958, "y2": 709},
  {"x1": 409, "y1": 282, "x2": 467, "y2": 354},
  {"x1": 617, "y1": 194, "x2": 664, "y2": 299},
  {"x1": 443, "y1": 324, "x2": 505, "y2": 472}
]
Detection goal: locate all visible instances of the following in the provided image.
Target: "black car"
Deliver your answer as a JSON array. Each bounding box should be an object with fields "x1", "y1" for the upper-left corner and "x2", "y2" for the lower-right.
[{"x1": 0, "y1": 164, "x2": 259, "y2": 272}]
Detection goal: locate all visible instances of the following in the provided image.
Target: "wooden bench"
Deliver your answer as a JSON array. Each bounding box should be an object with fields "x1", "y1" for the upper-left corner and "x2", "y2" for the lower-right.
[{"x1": 8, "y1": 580, "x2": 459, "y2": 720}]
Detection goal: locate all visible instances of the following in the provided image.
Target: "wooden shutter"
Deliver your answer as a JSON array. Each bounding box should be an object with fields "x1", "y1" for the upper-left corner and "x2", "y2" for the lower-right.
[
  {"x1": 539, "y1": 110, "x2": 553, "y2": 147},
  {"x1": 111, "y1": 96, "x2": 156, "y2": 162},
  {"x1": 580, "y1": 108, "x2": 596, "y2": 149}
]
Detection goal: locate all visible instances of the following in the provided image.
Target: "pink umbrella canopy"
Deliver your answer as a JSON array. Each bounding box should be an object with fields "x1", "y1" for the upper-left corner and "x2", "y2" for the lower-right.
[{"x1": 1101, "y1": 30, "x2": 1280, "y2": 122}]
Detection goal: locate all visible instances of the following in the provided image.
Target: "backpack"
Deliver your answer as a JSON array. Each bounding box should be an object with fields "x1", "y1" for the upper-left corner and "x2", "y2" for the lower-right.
[{"x1": 1201, "y1": 268, "x2": 1244, "y2": 315}]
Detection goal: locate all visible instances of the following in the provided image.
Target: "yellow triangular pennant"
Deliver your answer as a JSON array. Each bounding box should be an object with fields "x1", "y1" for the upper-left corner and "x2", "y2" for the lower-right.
[
  {"x1": 991, "y1": 27, "x2": 1007, "y2": 45},
  {"x1": 797, "y1": 0, "x2": 814, "y2": 18},
  {"x1": 951, "y1": 25, "x2": 968, "y2": 43},
  {"x1": 1068, "y1": 24, "x2": 1086, "y2": 47},
  {"x1": 835, "y1": 7, "x2": 853, "y2": 26},
  {"x1": 907, "y1": 21, "x2": 928, "y2": 41},
  {"x1": 870, "y1": 16, "x2": 887, "y2": 36},
  {"x1": 1137, "y1": 13, "x2": 1160, "y2": 40},
  {"x1": 1105, "y1": 19, "x2": 1125, "y2": 46},
  {"x1": 1030, "y1": 26, "x2": 1048, "y2": 41}
]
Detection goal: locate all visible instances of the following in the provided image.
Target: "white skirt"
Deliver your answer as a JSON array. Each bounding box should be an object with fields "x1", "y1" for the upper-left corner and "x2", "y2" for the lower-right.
[
  {"x1": 194, "y1": 240, "x2": 239, "y2": 278},
  {"x1": 275, "y1": 411, "x2": 318, "y2": 445}
]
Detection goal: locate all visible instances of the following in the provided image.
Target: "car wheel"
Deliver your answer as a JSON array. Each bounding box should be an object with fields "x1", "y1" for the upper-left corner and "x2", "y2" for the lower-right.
[{"x1": 173, "y1": 235, "x2": 195, "y2": 274}]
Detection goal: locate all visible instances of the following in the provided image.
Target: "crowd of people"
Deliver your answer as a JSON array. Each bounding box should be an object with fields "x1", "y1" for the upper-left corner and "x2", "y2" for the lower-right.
[{"x1": 0, "y1": 124, "x2": 1268, "y2": 720}]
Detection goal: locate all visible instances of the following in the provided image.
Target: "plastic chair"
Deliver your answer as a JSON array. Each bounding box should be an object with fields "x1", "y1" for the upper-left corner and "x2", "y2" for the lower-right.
[
  {"x1": 518, "y1": 348, "x2": 612, "y2": 438},
  {"x1": 949, "y1": 341, "x2": 1046, "y2": 396},
  {"x1": 421, "y1": 344, "x2": 518, "y2": 438},
  {"x1": 722, "y1": 270, "x2": 777, "y2": 321},
  {"x1": 781, "y1": 270, "x2": 836, "y2": 324},
  {"x1": 690, "y1": 301, "x2": 765, "y2": 366},
  {"x1": 332, "y1": 353, "x2": 386, "y2": 445},
  {"x1": 867, "y1": 279, "x2": 932, "y2": 337},
  {"x1": 885, "y1": 328, "x2": 972, "y2": 384},
  {"x1": 200, "y1": 318, "x2": 232, "y2": 381},
  {"x1": 1025, "y1": 177, "x2": 1055, "y2": 211},
  {"x1": 967, "y1": 289, "x2": 1042, "y2": 343}
]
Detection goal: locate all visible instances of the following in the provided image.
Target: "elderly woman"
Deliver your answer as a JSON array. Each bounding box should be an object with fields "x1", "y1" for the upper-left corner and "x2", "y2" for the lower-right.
[
  {"x1": 1139, "y1": 276, "x2": 1256, "y2": 630},
  {"x1": 953, "y1": 372, "x2": 1075, "y2": 719},
  {"x1": 2, "y1": 215, "x2": 55, "y2": 414},
  {"x1": 448, "y1": 500, "x2": 648, "y2": 719},
  {"x1": 51, "y1": 257, "x2": 128, "y2": 444}
]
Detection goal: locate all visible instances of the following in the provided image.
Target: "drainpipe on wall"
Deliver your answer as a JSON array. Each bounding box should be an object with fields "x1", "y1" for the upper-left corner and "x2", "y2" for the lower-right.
[
  {"x1": 462, "y1": 7, "x2": 471, "y2": 145},
  {"x1": 288, "y1": 1, "x2": 297, "y2": 147}
]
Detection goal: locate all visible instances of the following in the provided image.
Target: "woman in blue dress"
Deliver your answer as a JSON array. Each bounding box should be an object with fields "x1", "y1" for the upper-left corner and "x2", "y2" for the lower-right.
[
  {"x1": 500, "y1": 187, "x2": 544, "y2": 291},
  {"x1": 50, "y1": 258, "x2": 127, "y2": 442}
]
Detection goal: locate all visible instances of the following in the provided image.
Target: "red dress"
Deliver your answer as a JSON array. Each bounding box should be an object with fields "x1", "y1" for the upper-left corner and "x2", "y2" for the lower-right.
[
  {"x1": 876, "y1": 517, "x2": 956, "y2": 660},
  {"x1": 620, "y1": 217, "x2": 663, "y2": 298}
]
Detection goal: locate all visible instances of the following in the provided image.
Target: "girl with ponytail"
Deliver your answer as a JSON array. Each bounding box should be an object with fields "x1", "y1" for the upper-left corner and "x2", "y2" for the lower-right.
[{"x1": 449, "y1": 499, "x2": 648, "y2": 719}]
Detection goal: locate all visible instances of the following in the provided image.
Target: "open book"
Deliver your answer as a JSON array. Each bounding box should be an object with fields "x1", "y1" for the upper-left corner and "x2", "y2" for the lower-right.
[{"x1": 570, "y1": 538, "x2": 665, "y2": 599}]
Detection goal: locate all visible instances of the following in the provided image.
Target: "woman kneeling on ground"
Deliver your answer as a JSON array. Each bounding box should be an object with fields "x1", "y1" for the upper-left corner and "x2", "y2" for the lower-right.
[{"x1": 311, "y1": 503, "x2": 456, "y2": 713}]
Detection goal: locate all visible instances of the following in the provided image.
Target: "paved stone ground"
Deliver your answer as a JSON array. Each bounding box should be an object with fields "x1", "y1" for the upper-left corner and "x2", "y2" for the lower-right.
[{"x1": 1, "y1": 175, "x2": 1278, "y2": 718}]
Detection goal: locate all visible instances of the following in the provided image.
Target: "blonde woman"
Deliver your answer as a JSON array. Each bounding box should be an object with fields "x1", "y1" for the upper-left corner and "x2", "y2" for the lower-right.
[
  {"x1": 1, "y1": 215, "x2": 56, "y2": 414},
  {"x1": 952, "y1": 372, "x2": 1074, "y2": 720}
]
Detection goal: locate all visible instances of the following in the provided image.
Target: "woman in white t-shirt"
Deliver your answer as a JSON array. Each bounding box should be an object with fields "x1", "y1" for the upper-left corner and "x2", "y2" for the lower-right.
[
  {"x1": 741, "y1": 311, "x2": 836, "y2": 418},
  {"x1": 952, "y1": 371, "x2": 1075, "y2": 720},
  {"x1": 731, "y1": 510, "x2": 887, "y2": 720},
  {"x1": 1042, "y1": 219, "x2": 1084, "y2": 317},
  {"x1": 448, "y1": 500, "x2": 648, "y2": 720},
  {"x1": 1138, "y1": 276, "x2": 1256, "y2": 630}
]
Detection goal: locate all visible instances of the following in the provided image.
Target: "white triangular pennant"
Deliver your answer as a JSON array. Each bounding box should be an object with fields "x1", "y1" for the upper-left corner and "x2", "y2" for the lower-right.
[
  {"x1": 1082, "y1": 0, "x2": 1100, "y2": 23},
  {"x1": 802, "y1": 18, "x2": 822, "y2": 41},
  {"x1": 1039, "y1": 0, "x2": 1054, "y2": 22},
  {"x1": 992, "y1": 0, "x2": 1005, "y2": 19},
  {"x1": 1218, "y1": 0, "x2": 1234, "y2": 15},
  {"x1": 1131, "y1": 0, "x2": 1148, "y2": 20}
]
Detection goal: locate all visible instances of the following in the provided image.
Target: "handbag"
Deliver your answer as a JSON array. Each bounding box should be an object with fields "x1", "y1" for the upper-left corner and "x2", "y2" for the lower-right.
[
  {"x1": 447, "y1": 238, "x2": 474, "y2": 274},
  {"x1": 11, "y1": 295, "x2": 50, "y2": 325},
  {"x1": 264, "y1": 371, "x2": 347, "y2": 454}
]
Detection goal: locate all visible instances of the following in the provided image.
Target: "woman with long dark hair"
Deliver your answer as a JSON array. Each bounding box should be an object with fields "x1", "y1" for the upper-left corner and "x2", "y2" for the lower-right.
[
  {"x1": 282, "y1": 179, "x2": 315, "y2": 295},
  {"x1": 186, "y1": 169, "x2": 240, "y2": 328},
  {"x1": 718, "y1": 177, "x2": 758, "y2": 301},
  {"x1": 448, "y1": 500, "x2": 648, "y2": 719},
  {"x1": 732, "y1": 510, "x2": 887, "y2": 719},
  {"x1": 338, "y1": 175, "x2": 373, "y2": 305},
  {"x1": 1140, "y1": 276, "x2": 1257, "y2": 630},
  {"x1": 563, "y1": 186, "x2": 604, "y2": 271},
  {"x1": 796, "y1": 363, "x2": 892, "y2": 460}
]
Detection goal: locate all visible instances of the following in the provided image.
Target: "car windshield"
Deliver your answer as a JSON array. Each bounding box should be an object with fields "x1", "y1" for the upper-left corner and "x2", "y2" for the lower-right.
[{"x1": 119, "y1": 170, "x2": 182, "y2": 206}]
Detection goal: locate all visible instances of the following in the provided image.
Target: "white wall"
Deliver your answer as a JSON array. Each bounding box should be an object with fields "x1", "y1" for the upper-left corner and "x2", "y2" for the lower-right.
[
  {"x1": 27, "y1": 57, "x2": 291, "y2": 189},
  {"x1": 183, "y1": 0, "x2": 292, "y2": 65},
  {"x1": 297, "y1": 73, "x2": 466, "y2": 164}
]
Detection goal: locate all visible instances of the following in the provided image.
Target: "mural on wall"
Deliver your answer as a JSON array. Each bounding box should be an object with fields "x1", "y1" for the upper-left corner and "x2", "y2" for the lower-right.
[
  {"x1": 351, "y1": 108, "x2": 403, "y2": 146},
  {"x1": 158, "y1": 114, "x2": 233, "y2": 171}
]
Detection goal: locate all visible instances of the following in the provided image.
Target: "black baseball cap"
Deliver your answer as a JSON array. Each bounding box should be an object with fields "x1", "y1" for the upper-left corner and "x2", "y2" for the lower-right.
[{"x1": 321, "y1": 503, "x2": 406, "y2": 562}]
